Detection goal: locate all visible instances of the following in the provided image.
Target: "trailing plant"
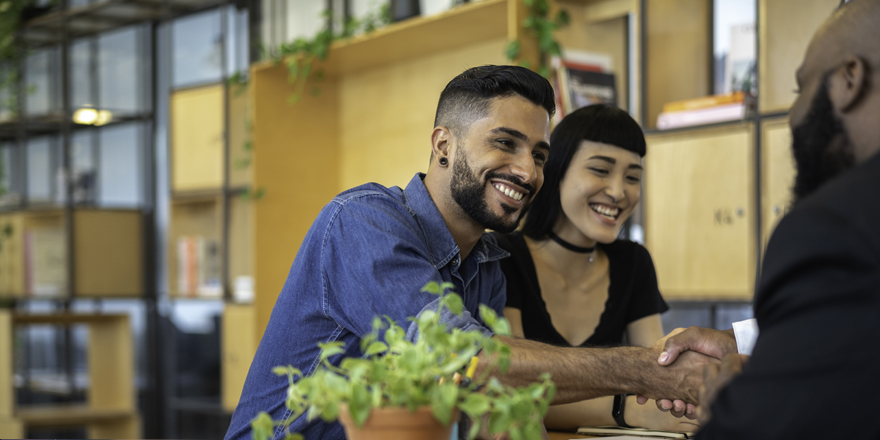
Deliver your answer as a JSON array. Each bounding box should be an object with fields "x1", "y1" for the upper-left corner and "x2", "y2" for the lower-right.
[
  {"x1": 0, "y1": 0, "x2": 36, "y2": 119},
  {"x1": 265, "y1": 4, "x2": 391, "y2": 104},
  {"x1": 505, "y1": 0, "x2": 570, "y2": 77},
  {"x1": 251, "y1": 281, "x2": 556, "y2": 440}
]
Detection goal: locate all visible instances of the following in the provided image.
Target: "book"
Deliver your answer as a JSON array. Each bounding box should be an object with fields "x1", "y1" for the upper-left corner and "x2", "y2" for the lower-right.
[
  {"x1": 661, "y1": 91, "x2": 745, "y2": 113},
  {"x1": 25, "y1": 228, "x2": 67, "y2": 297},
  {"x1": 552, "y1": 50, "x2": 616, "y2": 123},
  {"x1": 576, "y1": 426, "x2": 692, "y2": 438},
  {"x1": 656, "y1": 102, "x2": 747, "y2": 130},
  {"x1": 177, "y1": 235, "x2": 222, "y2": 298}
]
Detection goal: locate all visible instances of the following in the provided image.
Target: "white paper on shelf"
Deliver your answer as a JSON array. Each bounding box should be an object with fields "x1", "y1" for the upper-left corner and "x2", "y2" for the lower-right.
[{"x1": 656, "y1": 102, "x2": 746, "y2": 130}]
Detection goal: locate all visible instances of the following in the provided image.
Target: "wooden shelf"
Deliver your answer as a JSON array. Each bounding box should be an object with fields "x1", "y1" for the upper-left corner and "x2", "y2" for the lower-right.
[
  {"x1": 0, "y1": 312, "x2": 139, "y2": 439},
  {"x1": 15, "y1": 405, "x2": 135, "y2": 426},
  {"x1": 253, "y1": 0, "x2": 508, "y2": 78}
]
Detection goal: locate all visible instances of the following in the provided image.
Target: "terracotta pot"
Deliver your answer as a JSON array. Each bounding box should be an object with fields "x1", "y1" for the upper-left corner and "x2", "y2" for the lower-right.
[{"x1": 338, "y1": 404, "x2": 460, "y2": 440}]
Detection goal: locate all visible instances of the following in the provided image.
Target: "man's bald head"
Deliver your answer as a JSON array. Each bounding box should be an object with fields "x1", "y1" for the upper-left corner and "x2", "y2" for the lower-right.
[{"x1": 789, "y1": 0, "x2": 880, "y2": 202}]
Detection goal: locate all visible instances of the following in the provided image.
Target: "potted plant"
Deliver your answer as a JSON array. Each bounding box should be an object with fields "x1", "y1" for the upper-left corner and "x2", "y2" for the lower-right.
[{"x1": 250, "y1": 281, "x2": 556, "y2": 440}]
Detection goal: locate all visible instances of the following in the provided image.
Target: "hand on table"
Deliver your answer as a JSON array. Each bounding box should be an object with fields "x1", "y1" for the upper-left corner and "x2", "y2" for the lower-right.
[{"x1": 697, "y1": 353, "x2": 748, "y2": 425}]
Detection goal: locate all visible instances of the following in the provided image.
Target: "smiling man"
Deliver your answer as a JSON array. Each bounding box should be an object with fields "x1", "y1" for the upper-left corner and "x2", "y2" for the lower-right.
[{"x1": 225, "y1": 65, "x2": 711, "y2": 440}]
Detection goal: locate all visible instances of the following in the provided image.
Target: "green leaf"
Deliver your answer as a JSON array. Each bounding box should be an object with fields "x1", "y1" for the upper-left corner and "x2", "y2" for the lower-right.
[
  {"x1": 349, "y1": 383, "x2": 372, "y2": 426},
  {"x1": 318, "y1": 341, "x2": 346, "y2": 360},
  {"x1": 556, "y1": 9, "x2": 570, "y2": 26},
  {"x1": 492, "y1": 316, "x2": 512, "y2": 336},
  {"x1": 250, "y1": 411, "x2": 279, "y2": 440},
  {"x1": 505, "y1": 40, "x2": 521, "y2": 61},
  {"x1": 364, "y1": 341, "x2": 388, "y2": 356},
  {"x1": 320, "y1": 400, "x2": 340, "y2": 422},
  {"x1": 430, "y1": 382, "x2": 458, "y2": 425},
  {"x1": 421, "y1": 281, "x2": 442, "y2": 295},
  {"x1": 459, "y1": 393, "x2": 491, "y2": 418},
  {"x1": 479, "y1": 304, "x2": 498, "y2": 328},
  {"x1": 468, "y1": 418, "x2": 482, "y2": 440},
  {"x1": 488, "y1": 411, "x2": 512, "y2": 435},
  {"x1": 444, "y1": 293, "x2": 464, "y2": 316}
]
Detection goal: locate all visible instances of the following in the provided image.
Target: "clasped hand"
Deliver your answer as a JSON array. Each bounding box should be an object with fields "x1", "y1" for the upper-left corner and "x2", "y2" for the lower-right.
[{"x1": 638, "y1": 326, "x2": 746, "y2": 423}]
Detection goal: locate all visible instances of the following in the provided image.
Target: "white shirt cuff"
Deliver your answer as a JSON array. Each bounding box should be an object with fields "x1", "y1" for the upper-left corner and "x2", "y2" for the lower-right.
[{"x1": 732, "y1": 318, "x2": 759, "y2": 355}]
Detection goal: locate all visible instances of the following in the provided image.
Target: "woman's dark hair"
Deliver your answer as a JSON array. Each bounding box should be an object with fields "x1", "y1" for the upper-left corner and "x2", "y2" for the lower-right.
[{"x1": 521, "y1": 104, "x2": 646, "y2": 239}]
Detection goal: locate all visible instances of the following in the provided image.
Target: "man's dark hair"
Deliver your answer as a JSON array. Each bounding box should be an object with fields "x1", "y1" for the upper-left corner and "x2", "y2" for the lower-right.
[
  {"x1": 434, "y1": 65, "x2": 556, "y2": 140},
  {"x1": 522, "y1": 104, "x2": 646, "y2": 239}
]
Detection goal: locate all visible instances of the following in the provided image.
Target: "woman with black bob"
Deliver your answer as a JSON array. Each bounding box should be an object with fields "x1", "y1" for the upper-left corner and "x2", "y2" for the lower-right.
[{"x1": 492, "y1": 104, "x2": 697, "y2": 432}]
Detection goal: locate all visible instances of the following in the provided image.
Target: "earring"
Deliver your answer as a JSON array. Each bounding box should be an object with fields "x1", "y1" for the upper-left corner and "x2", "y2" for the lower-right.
[{"x1": 439, "y1": 157, "x2": 448, "y2": 166}]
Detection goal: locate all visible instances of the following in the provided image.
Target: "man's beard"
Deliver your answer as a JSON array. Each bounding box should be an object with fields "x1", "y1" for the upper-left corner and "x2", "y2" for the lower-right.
[
  {"x1": 450, "y1": 147, "x2": 533, "y2": 233},
  {"x1": 791, "y1": 75, "x2": 855, "y2": 204}
]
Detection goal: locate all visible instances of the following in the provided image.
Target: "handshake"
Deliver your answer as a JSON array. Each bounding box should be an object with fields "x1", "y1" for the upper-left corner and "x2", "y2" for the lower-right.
[{"x1": 638, "y1": 326, "x2": 750, "y2": 425}]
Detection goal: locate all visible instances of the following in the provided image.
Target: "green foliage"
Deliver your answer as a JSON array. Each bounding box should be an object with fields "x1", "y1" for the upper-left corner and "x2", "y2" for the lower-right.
[
  {"x1": 0, "y1": 0, "x2": 38, "y2": 119},
  {"x1": 267, "y1": 4, "x2": 392, "y2": 103},
  {"x1": 506, "y1": 0, "x2": 570, "y2": 78},
  {"x1": 250, "y1": 281, "x2": 555, "y2": 440}
]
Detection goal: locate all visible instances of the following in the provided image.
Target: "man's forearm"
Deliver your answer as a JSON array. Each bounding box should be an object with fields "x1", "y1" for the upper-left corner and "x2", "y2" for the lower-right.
[{"x1": 489, "y1": 336, "x2": 710, "y2": 405}]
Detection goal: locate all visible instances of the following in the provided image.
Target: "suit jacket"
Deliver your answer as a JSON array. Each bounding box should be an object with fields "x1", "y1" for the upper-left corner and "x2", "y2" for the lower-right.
[{"x1": 698, "y1": 152, "x2": 880, "y2": 439}]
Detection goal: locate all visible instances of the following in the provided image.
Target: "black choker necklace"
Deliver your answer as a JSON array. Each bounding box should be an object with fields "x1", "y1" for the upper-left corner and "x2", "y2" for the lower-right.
[{"x1": 548, "y1": 231, "x2": 596, "y2": 254}]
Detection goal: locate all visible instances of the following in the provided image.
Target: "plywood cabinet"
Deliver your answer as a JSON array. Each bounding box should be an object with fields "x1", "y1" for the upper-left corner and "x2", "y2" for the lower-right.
[
  {"x1": 0, "y1": 209, "x2": 143, "y2": 298},
  {"x1": 758, "y1": 0, "x2": 840, "y2": 113},
  {"x1": 170, "y1": 85, "x2": 225, "y2": 193},
  {"x1": 645, "y1": 124, "x2": 756, "y2": 300},
  {"x1": 0, "y1": 312, "x2": 140, "y2": 439},
  {"x1": 221, "y1": 304, "x2": 256, "y2": 412},
  {"x1": 761, "y1": 118, "x2": 796, "y2": 249}
]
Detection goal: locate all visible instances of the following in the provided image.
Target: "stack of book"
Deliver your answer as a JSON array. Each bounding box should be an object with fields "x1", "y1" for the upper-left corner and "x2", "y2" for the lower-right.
[
  {"x1": 177, "y1": 235, "x2": 222, "y2": 298},
  {"x1": 656, "y1": 91, "x2": 751, "y2": 130}
]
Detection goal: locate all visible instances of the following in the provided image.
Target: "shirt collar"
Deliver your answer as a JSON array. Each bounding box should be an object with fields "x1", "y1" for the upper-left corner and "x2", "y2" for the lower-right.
[{"x1": 404, "y1": 173, "x2": 509, "y2": 267}]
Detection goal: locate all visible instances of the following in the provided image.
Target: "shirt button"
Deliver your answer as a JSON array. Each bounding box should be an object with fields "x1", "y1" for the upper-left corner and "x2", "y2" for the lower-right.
[{"x1": 452, "y1": 259, "x2": 460, "y2": 266}]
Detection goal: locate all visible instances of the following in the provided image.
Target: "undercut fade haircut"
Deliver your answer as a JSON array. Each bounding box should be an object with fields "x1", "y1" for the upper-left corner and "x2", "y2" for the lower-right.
[
  {"x1": 522, "y1": 104, "x2": 646, "y2": 240},
  {"x1": 434, "y1": 65, "x2": 556, "y2": 141}
]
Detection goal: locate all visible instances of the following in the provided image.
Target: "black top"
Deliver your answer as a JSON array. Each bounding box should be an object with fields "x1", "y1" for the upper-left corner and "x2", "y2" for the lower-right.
[{"x1": 492, "y1": 231, "x2": 668, "y2": 347}]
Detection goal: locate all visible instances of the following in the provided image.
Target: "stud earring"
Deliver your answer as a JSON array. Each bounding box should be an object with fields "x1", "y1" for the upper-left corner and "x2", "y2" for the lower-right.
[{"x1": 439, "y1": 157, "x2": 448, "y2": 166}]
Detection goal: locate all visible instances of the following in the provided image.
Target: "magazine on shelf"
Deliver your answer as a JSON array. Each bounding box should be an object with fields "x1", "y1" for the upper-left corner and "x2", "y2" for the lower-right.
[
  {"x1": 656, "y1": 92, "x2": 752, "y2": 130},
  {"x1": 552, "y1": 50, "x2": 617, "y2": 123}
]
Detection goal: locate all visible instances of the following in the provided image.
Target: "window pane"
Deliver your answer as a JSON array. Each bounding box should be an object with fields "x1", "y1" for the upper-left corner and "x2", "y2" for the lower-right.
[
  {"x1": 713, "y1": 0, "x2": 756, "y2": 94},
  {"x1": 172, "y1": 10, "x2": 222, "y2": 87},
  {"x1": 99, "y1": 26, "x2": 147, "y2": 113},
  {"x1": 98, "y1": 122, "x2": 143, "y2": 206},
  {"x1": 26, "y1": 136, "x2": 60, "y2": 204},
  {"x1": 71, "y1": 129, "x2": 97, "y2": 204},
  {"x1": 25, "y1": 47, "x2": 61, "y2": 117},
  {"x1": 70, "y1": 38, "x2": 94, "y2": 110},
  {"x1": 0, "y1": 142, "x2": 22, "y2": 206},
  {"x1": 227, "y1": 6, "x2": 250, "y2": 75}
]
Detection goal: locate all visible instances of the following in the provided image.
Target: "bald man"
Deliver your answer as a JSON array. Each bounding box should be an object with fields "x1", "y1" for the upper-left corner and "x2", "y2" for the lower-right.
[{"x1": 659, "y1": 0, "x2": 880, "y2": 438}]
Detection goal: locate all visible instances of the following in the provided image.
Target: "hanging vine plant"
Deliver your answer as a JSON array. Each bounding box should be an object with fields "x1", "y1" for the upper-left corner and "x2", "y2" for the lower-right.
[
  {"x1": 0, "y1": 0, "x2": 37, "y2": 119},
  {"x1": 505, "y1": 0, "x2": 569, "y2": 78},
  {"x1": 229, "y1": 4, "x2": 392, "y2": 104}
]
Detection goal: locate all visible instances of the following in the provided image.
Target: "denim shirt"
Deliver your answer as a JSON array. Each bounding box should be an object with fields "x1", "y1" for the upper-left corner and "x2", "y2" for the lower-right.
[{"x1": 225, "y1": 173, "x2": 509, "y2": 440}]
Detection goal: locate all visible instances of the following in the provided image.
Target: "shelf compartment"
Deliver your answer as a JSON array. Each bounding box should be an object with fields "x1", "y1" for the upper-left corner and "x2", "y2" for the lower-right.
[
  {"x1": 253, "y1": 0, "x2": 508, "y2": 78},
  {"x1": 644, "y1": 123, "x2": 756, "y2": 300},
  {"x1": 171, "y1": 84, "x2": 225, "y2": 193},
  {"x1": 0, "y1": 312, "x2": 139, "y2": 439},
  {"x1": 168, "y1": 196, "x2": 223, "y2": 298}
]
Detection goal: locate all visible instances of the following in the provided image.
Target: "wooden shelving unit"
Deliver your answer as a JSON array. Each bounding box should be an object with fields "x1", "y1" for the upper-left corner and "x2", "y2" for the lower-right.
[
  {"x1": 0, "y1": 312, "x2": 140, "y2": 438},
  {"x1": 0, "y1": 209, "x2": 144, "y2": 298}
]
